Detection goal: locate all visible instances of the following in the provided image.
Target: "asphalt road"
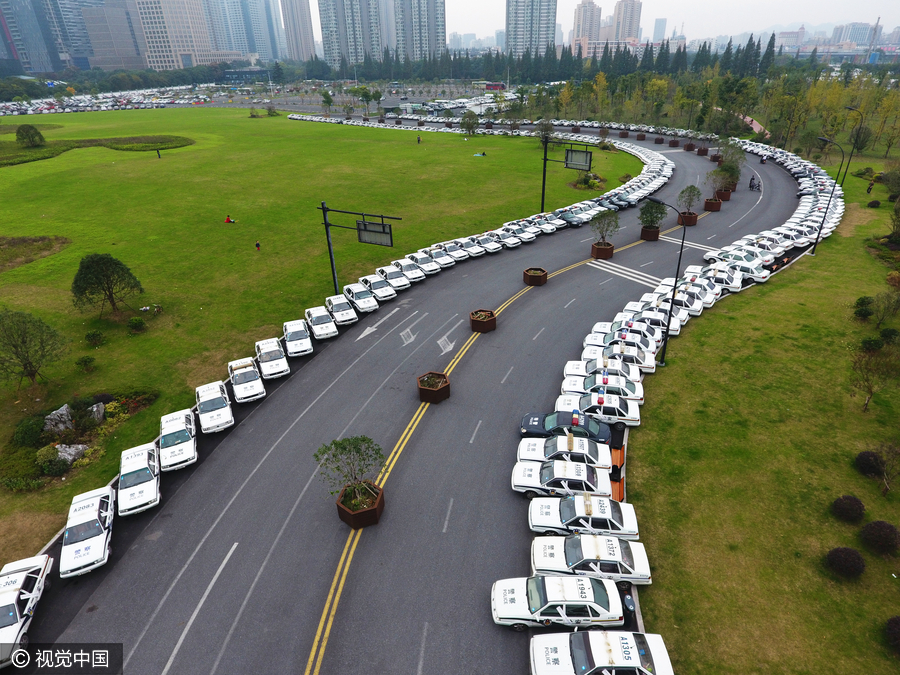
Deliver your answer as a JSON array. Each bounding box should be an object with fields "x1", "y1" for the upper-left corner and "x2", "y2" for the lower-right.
[{"x1": 28, "y1": 133, "x2": 802, "y2": 675}]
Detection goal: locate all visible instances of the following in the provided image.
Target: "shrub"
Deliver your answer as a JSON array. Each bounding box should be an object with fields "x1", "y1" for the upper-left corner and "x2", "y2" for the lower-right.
[
  {"x1": 831, "y1": 495, "x2": 865, "y2": 523},
  {"x1": 868, "y1": 200, "x2": 881, "y2": 208},
  {"x1": 825, "y1": 547, "x2": 866, "y2": 578},
  {"x1": 127, "y1": 317, "x2": 146, "y2": 333},
  {"x1": 882, "y1": 328, "x2": 900, "y2": 344},
  {"x1": 793, "y1": 147, "x2": 803, "y2": 155},
  {"x1": 854, "y1": 306, "x2": 874, "y2": 320},
  {"x1": 85, "y1": 330, "x2": 103, "y2": 346},
  {"x1": 887, "y1": 616, "x2": 900, "y2": 653},
  {"x1": 0, "y1": 477, "x2": 45, "y2": 492},
  {"x1": 860, "y1": 337, "x2": 884, "y2": 352},
  {"x1": 888, "y1": 271, "x2": 900, "y2": 289},
  {"x1": 93, "y1": 392, "x2": 114, "y2": 404},
  {"x1": 855, "y1": 296, "x2": 875, "y2": 308},
  {"x1": 618, "y1": 173, "x2": 633, "y2": 182},
  {"x1": 13, "y1": 415, "x2": 45, "y2": 448},
  {"x1": 15, "y1": 124, "x2": 45, "y2": 147},
  {"x1": 75, "y1": 355, "x2": 95, "y2": 372},
  {"x1": 860, "y1": 520, "x2": 900, "y2": 555},
  {"x1": 856, "y1": 450, "x2": 885, "y2": 477}
]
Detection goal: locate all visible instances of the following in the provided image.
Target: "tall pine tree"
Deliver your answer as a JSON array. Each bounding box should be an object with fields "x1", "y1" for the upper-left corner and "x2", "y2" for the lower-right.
[{"x1": 759, "y1": 34, "x2": 776, "y2": 74}]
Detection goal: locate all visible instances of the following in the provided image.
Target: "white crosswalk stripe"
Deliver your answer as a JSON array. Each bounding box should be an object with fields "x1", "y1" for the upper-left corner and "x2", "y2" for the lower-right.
[
  {"x1": 658, "y1": 235, "x2": 719, "y2": 252},
  {"x1": 586, "y1": 259, "x2": 663, "y2": 288}
]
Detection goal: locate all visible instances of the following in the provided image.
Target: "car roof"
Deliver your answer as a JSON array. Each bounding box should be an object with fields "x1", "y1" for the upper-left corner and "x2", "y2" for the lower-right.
[
  {"x1": 326, "y1": 294, "x2": 349, "y2": 302},
  {"x1": 160, "y1": 409, "x2": 192, "y2": 432},
  {"x1": 196, "y1": 381, "x2": 225, "y2": 396},
  {"x1": 228, "y1": 357, "x2": 256, "y2": 371},
  {"x1": 120, "y1": 442, "x2": 155, "y2": 471},
  {"x1": 67, "y1": 486, "x2": 113, "y2": 524},
  {"x1": 283, "y1": 319, "x2": 308, "y2": 330},
  {"x1": 0, "y1": 555, "x2": 50, "y2": 579},
  {"x1": 305, "y1": 305, "x2": 329, "y2": 315},
  {"x1": 541, "y1": 575, "x2": 607, "y2": 604},
  {"x1": 579, "y1": 534, "x2": 624, "y2": 562},
  {"x1": 550, "y1": 460, "x2": 593, "y2": 481}
]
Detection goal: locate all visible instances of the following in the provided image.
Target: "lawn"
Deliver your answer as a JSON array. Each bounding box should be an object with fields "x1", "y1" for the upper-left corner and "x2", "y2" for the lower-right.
[
  {"x1": 631, "y1": 159, "x2": 900, "y2": 673},
  {"x1": 0, "y1": 108, "x2": 641, "y2": 560}
]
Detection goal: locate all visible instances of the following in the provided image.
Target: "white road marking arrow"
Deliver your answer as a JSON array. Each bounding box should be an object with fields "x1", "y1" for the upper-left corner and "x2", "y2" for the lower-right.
[
  {"x1": 436, "y1": 318, "x2": 463, "y2": 354},
  {"x1": 355, "y1": 307, "x2": 403, "y2": 341}
]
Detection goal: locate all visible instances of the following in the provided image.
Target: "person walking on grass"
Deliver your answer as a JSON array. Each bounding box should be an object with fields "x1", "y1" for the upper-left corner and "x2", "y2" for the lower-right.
[
  {"x1": 256, "y1": 240, "x2": 260, "y2": 251},
  {"x1": 417, "y1": 135, "x2": 421, "y2": 144}
]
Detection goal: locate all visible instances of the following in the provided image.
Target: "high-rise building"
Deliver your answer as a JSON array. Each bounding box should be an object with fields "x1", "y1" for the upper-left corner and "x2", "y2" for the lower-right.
[
  {"x1": 83, "y1": 0, "x2": 147, "y2": 69},
  {"x1": 394, "y1": 0, "x2": 444, "y2": 61},
  {"x1": 0, "y1": 0, "x2": 60, "y2": 72},
  {"x1": 611, "y1": 0, "x2": 640, "y2": 41},
  {"x1": 39, "y1": 0, "x2": 106, "y2": 69},
  {"x1": 448, "y1": 30, "x2": 460, "y2": 49},
  {"x1": 573, "y1": 0, "x2": 601, "y2": 54},
  {"x1": 281, "y1": 0, "x2": 316, "y2": 60},
  {"x1": 652, "y1": 17, "x2": 665, "y2": 43},
  {"x1": 494, "y1": 28, "x2": 505, "y2": 51},
  {"x1": 134, "y1": 0, "x2": 238, "y2": 70},
  {"x1": 377, "y1": 0, "x2": 395, "y2": 52},
  {"x1": 831, "y1": 22, "x2": 880, "y2": 46},
  {"x1": 505, "y1": 0, "x2": 557, "y2": 57},
  {"x1": 318, "y1": 0, "x2": 382, "y2": 69}
]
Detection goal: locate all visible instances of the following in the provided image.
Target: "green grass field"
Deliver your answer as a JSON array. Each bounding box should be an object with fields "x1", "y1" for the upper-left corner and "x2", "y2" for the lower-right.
[{"x1": 0, "y1": 108, "x2": 640, "y2": 559}]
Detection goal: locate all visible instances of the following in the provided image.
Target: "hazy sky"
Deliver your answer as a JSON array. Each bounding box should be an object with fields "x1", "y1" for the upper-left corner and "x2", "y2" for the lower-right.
[{"x1": 308, "y1": 1, "x2": 897, "y2": 48}]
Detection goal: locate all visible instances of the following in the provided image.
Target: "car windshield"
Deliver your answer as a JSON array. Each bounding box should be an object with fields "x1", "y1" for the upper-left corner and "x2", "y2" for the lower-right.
[
  {"x1": 399, "y1": 263, "x2": 416, "y2": 272},
  {"x1": 526, "y1": 577, "x2": 548, "y2": 613},
  {"x1": 634, "y1": 634, "x2": 656, "y2": 671},
  {"x1": 559, "y1": 496, "x2": 578, "y2": 524},
  {"x1": 569, "y1": 627, "x2": 595, "y2": 674},
  {"x1": 477, "y1": 237, "x2": 493, "y2": 245},
  {"x1": 198, "y1": 396, "x2": 227, "y2": 413},
  {"x1": 352, "y1": 289, "x2": 373, "y2": 299},
  {"x1": 233, "y1": 369, "x2": 259, "y2": 384},
  {"x1": 608, "y1": 500, "x2": 623, "y2": 526},
  {"x1": 623, "y1": 381, "x2": 636, "y2": 394},
  {"x1": 331, "y1": 301, "x2": 352, "y2": 312},
  {"x1": 0, "y1": 604, "x2": 18, "y2": 628},
  {"x1": 590, "y1": 578, "x2": 610, "y2": 610},
  {"x1": 444, "y1": 243, "x2": 460, "y2": 252},
  {"x1": 160, "y1": 429, "x2": 191, "y2": 448},
  {"x1": 564, "y1": 535, "x2": 584, "y2": 567},
  {"x1": 384, "y1": 269, "x2": 403, "y2": 279},
  {"x1": 539, "y1": 461, "x2": 555, "y2": 485},
  {"x1": 432, "y1": 250, "x2": 449, "y2": 258},
  {"x1": 620, "y1": 540, "x2": 635, "y2": 569},
  {"x1": 285, "y1": 329, "x2": 309, "y2": 341},
  {"x1": 64, "y1": 519, "x2": 104, "y2": 545},
  {"x1": 369, "y1": 279, "x2": 388, "y2": 289},
  {"x1": 120, "y1": 468, "x2": 153, "y2": 489},
  {"x1": 310, "y1": 314, "x2": 332, "y2": 325}
]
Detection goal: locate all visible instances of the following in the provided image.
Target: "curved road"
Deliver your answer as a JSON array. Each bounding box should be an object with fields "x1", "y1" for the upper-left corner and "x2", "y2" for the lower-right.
[{"x1": 31, "y1": 134, "x2": 800, "y2": 675}]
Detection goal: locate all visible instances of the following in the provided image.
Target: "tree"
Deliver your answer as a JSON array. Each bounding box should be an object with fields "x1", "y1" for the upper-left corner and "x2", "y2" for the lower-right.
[
  {"x1": 850, "y1": 124, "x2": 874, "y2": 153},
  {"x1": 16, "y1": 124, "x2": 44, "y2": 147},
  {"x1": 638, "y1": 201, "x2": 666, "y2": 229},
  {"x1": 0, "y1": 309, "x2": 66, "y2": 387},
  {"x1": 320, "y1": 90, "x2": 333, "y2": 114},
  {"x1": 850, "y1": 347, "x2": 899, "y2": 412},
  {"x1": 677, "y1": 185, "x2": 702, "y2": 214},
  {"x1": 590, "y1": 209, "x2": 619, "y2": 245},
  {"x1": 892, "y1": 199, "x2": 900, "y2": 240},
  {"x1": 313, "y1": 435, "x2": 386, "y2": 510},
  {"x1": 71, "y1": 253, "x2": 144, "y2": 316},
  {"x1": 871, "y1": 291, "x2": 900, "y2": 329},
  {"x1": 271, "y1": 61, "x2": 284, "y2": 85},
  {"x1": 460, "y1": 110, "x2": 479, "y2": 136},
  {"x1": 534, "y1": 118, "x2": 554, "y2": 144}
]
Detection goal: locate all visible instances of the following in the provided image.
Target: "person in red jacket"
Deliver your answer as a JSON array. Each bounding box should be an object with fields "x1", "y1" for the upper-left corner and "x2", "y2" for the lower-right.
[{"x1": 225, "y1": 215, "x2": 237, "y2": 223}]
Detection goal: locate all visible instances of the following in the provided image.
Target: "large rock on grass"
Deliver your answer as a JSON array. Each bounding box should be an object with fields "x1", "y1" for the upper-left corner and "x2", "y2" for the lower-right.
[
  {"x1": 87, "y1": 402, "x2": 105, "y2": 424},
  {"x1": 43, "y1": 404, "x2": 73, "y2": 434},
  {"x1": 56, "y1": 444, "x2": 88, "y2": 465}
]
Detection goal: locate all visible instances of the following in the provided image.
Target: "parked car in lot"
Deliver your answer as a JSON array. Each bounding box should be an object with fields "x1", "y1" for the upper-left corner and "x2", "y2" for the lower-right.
[
  {"x1": 59, "y1": 486, "x2": 115, "y2": 578},
  {"x1": 195, "y1": 381, "x2": 235, "y2": 433},
  {"x1": 158, "y1": 410, "x2": 198, "y2": 471},
  {"x1": 454, "y1": 237, "x2": 485, "y2": 257},
  {"x1": 254, "y1": 338, "x2": 290, "y2": 378},
  {"x1": 0, "y1": 554, "x2": 54, "y2": 665},
  {"x1": 282, "y1": 319, "x2": 314, "y2": 356},
  {"x1": 555, "y1": 393, "x2": 641, "y2": 431},
  {"x1": 512, "y1": 460, "x2": 612, "y2": 499},
  {"x1": 228, "y1": 357, "x2": 267, "y2": 402},
  {"x1": 391, "y1": 259, "x2": 426, "y2": 283},
  {"x1": 560, "y1": 374, "x2": 644, "y2": 405},
  {"x1": 583, "y1": 330, "x2": 657, "y2": 356},
  {"x1": 376, "y1": 265, "x2": 411, "y2": 290},
  {"x1": 517, "y1": 435, "x2": 612, "y2": 471},
  {"x1": 405, "y1": 251, "x2": 441, "y2": 274},
  {"x1": 529, "y1": 631, "x2": 674, "y2": 675},
  {"x1": 530, "y1": 534, "x2": 652, "y2": 584},
  {"x1": 468, "y1": 234, "x2": 502, "y2": 254},
  {"x1": 563, "y1": 357, "x2": 642, "y2": 383},
  {"x1": 359, "y1": 274, "x2": 397, "y2": 302},
  {"x1": 304, "y1": 306, "x2": 340, "y2": 340},
  {"x1": 529, "y1": 494, "x2": 639, "y2": 538},
  {"x1": 591, "y1": 320, "x2": 662, "y2": 345},
  {"x1": 491, "y1": 575, "x2": 623, "y2": 631},
  {"x1": 117, "y1": 443, "x2": 161, "y2": 516},
  {"x1": 489, "y1": 229, "x2": 522, "y2": 248},
  {"x1": 419, "y1": 246, "x2": 455, "y2": 267},
  {"x1": 520, "y1": 411, "x2": 612, "y2": 444},
  {"x1": 580, "y1": 345, "x2": 656, "y2": 374},
  {"x1": 325, "y1": 295, "x2": 360, "y2": 324},
  {"x1": 437, "y1": 241, "x2": 470, "y2": 261}
]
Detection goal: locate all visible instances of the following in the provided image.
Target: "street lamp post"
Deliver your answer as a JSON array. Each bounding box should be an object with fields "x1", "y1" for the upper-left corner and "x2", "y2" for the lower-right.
[
  {"x1": 812, "y1": 137, "x2": 846, "y2": 257},
  {"x1": 841, "y1": 106, "x2": 863, "y2": 186},
  {"x1": 648, "y1": 197, "x2": 687, "y2": 368}
]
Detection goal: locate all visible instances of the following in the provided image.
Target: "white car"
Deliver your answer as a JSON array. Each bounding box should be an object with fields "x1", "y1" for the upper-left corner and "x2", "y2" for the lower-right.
[
  {"x1": 563, "y1": 357, "x2": 642, "y2": 383},
  {"x1": 228, "y1": 357, "x2": 267, "y2": 402},
  {"x1": 59, "y1": 486, "x2": 115, "y2": 578},
  {"x1": 491, "y1": 576, "x2": 623, "y2": 631},
  {"x1": 530, "y1": 534, "x2": 652, "y2": 584},
  {"x1": 469, "y1": 234, "x2": 502, "y2": 254},
  {"x1": 641, "y1": 290, "x2": 702, "y2": 317},
  {"x1": 652, "y1": 282, "x2": 714, "y2": 310},
  {"x1": 391, "y1": 259, "x2": 426, "y2": 283},
  {"x1": 529, "y1": 494, "x2": 639, "y2": 538},
  {"x1": 512, "y1": 460, "x2": 612, "y2": 499},
  {"x1": 583, "y1": 330, "x2": 657, "y2": 356},
  {"x1": 530, "y1": 631, "x2": 674, "y2": 675},
  {"x1": 304, "y1": 306, "x2": 339, "y2": 340},
  {"x1": 591, "y1": 320, "x2": 662, "y2": 345},
  {"x1": 325, "y1": 295, "x2": 359, "y2": 324},
  {"x1": 556, "y1": 393, "x2": 641, "y2": 431},
  {"x1": 359, "y1": 274, "x2": 397, "y2": 302},
  {"x1": 437, "y1": 241, "x2": 469, "y2": 261},
  {"x1": 623, "y1": 299, "x2": 690, "y2": 326},
  {"x1": 560, "y1": 374, "x2": 643, "y2": 404},
  {"x1": 117, "y1": 442, "x2": 161, "y2": 516},
  {"x1": 613, "y1": 309, "x2": 682, "y2": 336},
  {"x1": 517, "y1": 436, "x2": 612, "y2": 471},
  {"x1": 580, "y1": 345, "x2": 656, "y2": 374},
  {"x1": 704, "y1": 247, "x2": 767, "y2": 267},
  {"x1": 454, "y1": 238, "x2": 485, "y2": 257},
  {"x1": 342, "y1": 283, "x2": 379, "y2": 313},
  {"x1": 195, "y1": 381, "x2": 235, "y2": 433},
  {"x1": 489, "y1": 229, "x2": 521, "y2": 248},
  {"x1": 158, "y1": 409, "x2": 198, "y2": 471},
  {"x1": 419, "y1": 247, "x2": 455, "y2": 267},
  {"x1": 405, "y1": 252, "x2": 441, "y2": 274},
  {"x1": 721, "y1": 244, "x2": 775, "y2": 265},
  {"x1": 375, "y1": 265, "x2": 411, "y2": 290},
  {"x1": 726, "y1": 260, "x2": 771, "y2": 282},
  {"x1": 282, "y1": 319, "x2": 314, "y2": 356},
  {"x1": 734, "y1": 235, "x2": 786, "y2": 258},
  {"x1": 502, "y1": 224, "x2": 536, "y2": 242},
  {"x1": 684, "y1": 264, "x2": 743, "y2": 294},
  {"x1": 254, "y1": 338, "x2": 290, "y2": 378},
  {"x1": 0, "y1": 555, "x2": 53, "y2": 665}
]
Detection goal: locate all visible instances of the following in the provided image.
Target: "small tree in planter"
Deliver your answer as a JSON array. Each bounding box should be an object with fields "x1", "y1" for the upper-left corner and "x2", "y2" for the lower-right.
[
  {"x1": 314, "y1": 435, "x2": 387, "y2": 528},
  {"x1": 677, "y1": 185, "x2": 702, "y2": 225},
  {"x1": 638, "y1": 200, "x2": 666, "y2": 241},
  {"x1": 590, "y1": 209, "x2": 619, "y2": 258},
  {"x1": 718, "y1": 138, "x2": 746, "y2": 188},
  {"x1": 705, "y1": 168, "x2": 731, "y2": 206}
]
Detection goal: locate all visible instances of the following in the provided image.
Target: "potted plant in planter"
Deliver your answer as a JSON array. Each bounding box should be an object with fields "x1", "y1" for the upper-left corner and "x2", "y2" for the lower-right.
[
  {"x1": 417, "y1": 371, "x2": 450, "y2": 403},
  {"x1": 635, "y1": 132, "x2": 646, "y2": 141},
  {"x1": 589, "y1": 209, "x2": 620, "y2": 259},
  {"x1": 638, "y1": 200, "x2": 665, "y2": 241},
  {"x1": 676, "y1": 185, "x2": 702, "y2": 226},
  {"x1": 706, "y1": 167, "x2": 733, "y2": 201},
  {"x1": 683, "y1": 131, "x2": 696, "y2": 152},
  {"x1": 717, "y1": 139, "x2": 745, "y2": 191},
  {"x1": 654, "y1": 135, "x2": 665, "y2": 144},
  {"x1": 313, "y1": 435, "x2": 387, "y2": 529},
  {"x1": 703, "y1": 169, "x2": 727, "y2": 211},
  {"x1": 523, "y1": 267, "x2": 548, "y2": 286},
  {"x1": 470, "y1": 309, "x2": 496, "y2": 333}
]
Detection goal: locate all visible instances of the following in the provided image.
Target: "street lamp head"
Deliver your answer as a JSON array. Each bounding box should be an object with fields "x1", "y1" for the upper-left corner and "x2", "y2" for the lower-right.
[
  {"x1": 648, "y1": 197, "x2": 663, "y2": 204},
  {"x1": 817, "y1": 136, "x2": 833, "y2": 143},
  {"x1": 845, "y1": 106, "x2": 858, "y2": 112}
]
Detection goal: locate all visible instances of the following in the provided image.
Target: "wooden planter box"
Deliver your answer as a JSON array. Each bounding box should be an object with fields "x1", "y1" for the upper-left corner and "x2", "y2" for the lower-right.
[
  {"x1": 717, "y1": 160, "x2": 724, "y2": 167},
  {"x1": 362, "y1": 116, "x2": 369, "y2": 121},
  {"x1": 337, "y1": 482, "x2": 384, "y2": 529},
  {"x1": 378, "y1": 118, "x2": 385, "y2": 123},
  {"x1": 470, "y1": 309, "x2": 496, "y2": 333},
  {"x1": 572, "y1": 126, "x2": 580, "y2": 133},
  {"x1": 523, "y1": 267, "x2": 548, "y2": 286},
  {"x1": 640, "y1": 227, "x2": 660, "y2": 241},
  {"x1": 678, "y1": 212, "x2": 699, "y2": 226},
  {"x1": 636, "y1": 133, "x2": 646, "y2": 140},
  {"x1": 696, "y1": 147, "x2": 709, "y2": 156},
  {"x1": 654, "y1": 137, "x2": 665, "y2": 144},
  {"x1": 345, "y1": 115, "x2": 352, "y2": 120},
  {"x1": 591, "y1": 243, "x2": 614, "y2": 259},
  {"x1": 704, "y1": 199, "x2": 722, "y2": 212},
  {"x1": 715, "y1": 190, "x2": 732, "y2": 201},
  {"x1": 710, "y1": 153, "x2": 722, "y2": 162},
  {"x1": 417, "y1": 371, "x2": 450, "y2": 403},
  {"x1": 444, "y1": 121, "x2": 453, "y2": 128},
  {"x1": 684, "y1": 143, "x2": 696, "y2": 151},
  {"x1": 417, "y1": 120, "x2": 424, "y2": 126},
  {"x1": 485, "y1": 122, "x2": 493, "y2": 129},
  {"x1": 668, "y1": 139, "x2": 680, "y2": 147},
  {"x1": 395, "y1": 119, "x2": 403, "y2": 125},
  {"x1": 727, "y1": 183, "x2": 737, "y2": 192},
  {"x1": 618, "y1": 130, "x2": 629, "y2": 137}
]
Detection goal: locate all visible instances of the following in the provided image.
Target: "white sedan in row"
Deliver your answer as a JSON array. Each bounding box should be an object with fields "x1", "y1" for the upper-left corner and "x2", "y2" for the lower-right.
[{"x1": 555, "y1": 393, "x2": 641, "y2": 430}]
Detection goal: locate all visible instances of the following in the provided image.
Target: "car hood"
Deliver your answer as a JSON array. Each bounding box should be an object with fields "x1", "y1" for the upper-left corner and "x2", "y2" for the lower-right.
[
  {"x1": 529, "y1": 499, "x2": 565, "y2": 529},
  {"x1": 531, "y1": 537, "x2": 568, "y2": 573},
  {"x1": 0, "y1": 626, "x2": 21, "y2": 661},
  {"x1": 234, "y1": 380, "x2": 265, "y2": 397},
  {"x1": 530, "y1": 634, "x2": 575, "y2": 675},
  {"x1": 555, "y1": 394, "x2": 582, "y2": 413},
  {"x1": 512, "y1": 462, "x2": 543, "y2": 489},
  {"x1": 332, "y1": 309, "x2": 357, "y2": 320},
  {"x1": 562, "y1": 361, "x2": 588, "y2": 377},
  {"x1": 561, "y1": 375, "x2": 589, "y2": 394},
  {"x1": 160, "y1": 440, "x2": 194, "y2": 466},
  {"x1": 199, "y1": 408, "x2": 232, "y2": 426},
  {"x1": 491, "y1": 577, "x2": 530, "y2": 620},
  {"x1": 286, "y1": 337, "x2": 312, "y2": 350},
  {"x1": 61, "y1": 534, "x2": 106, "y2": 572},
  {"x1": 119, "y1": 480, "x2": 158, "y2": 510}
]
